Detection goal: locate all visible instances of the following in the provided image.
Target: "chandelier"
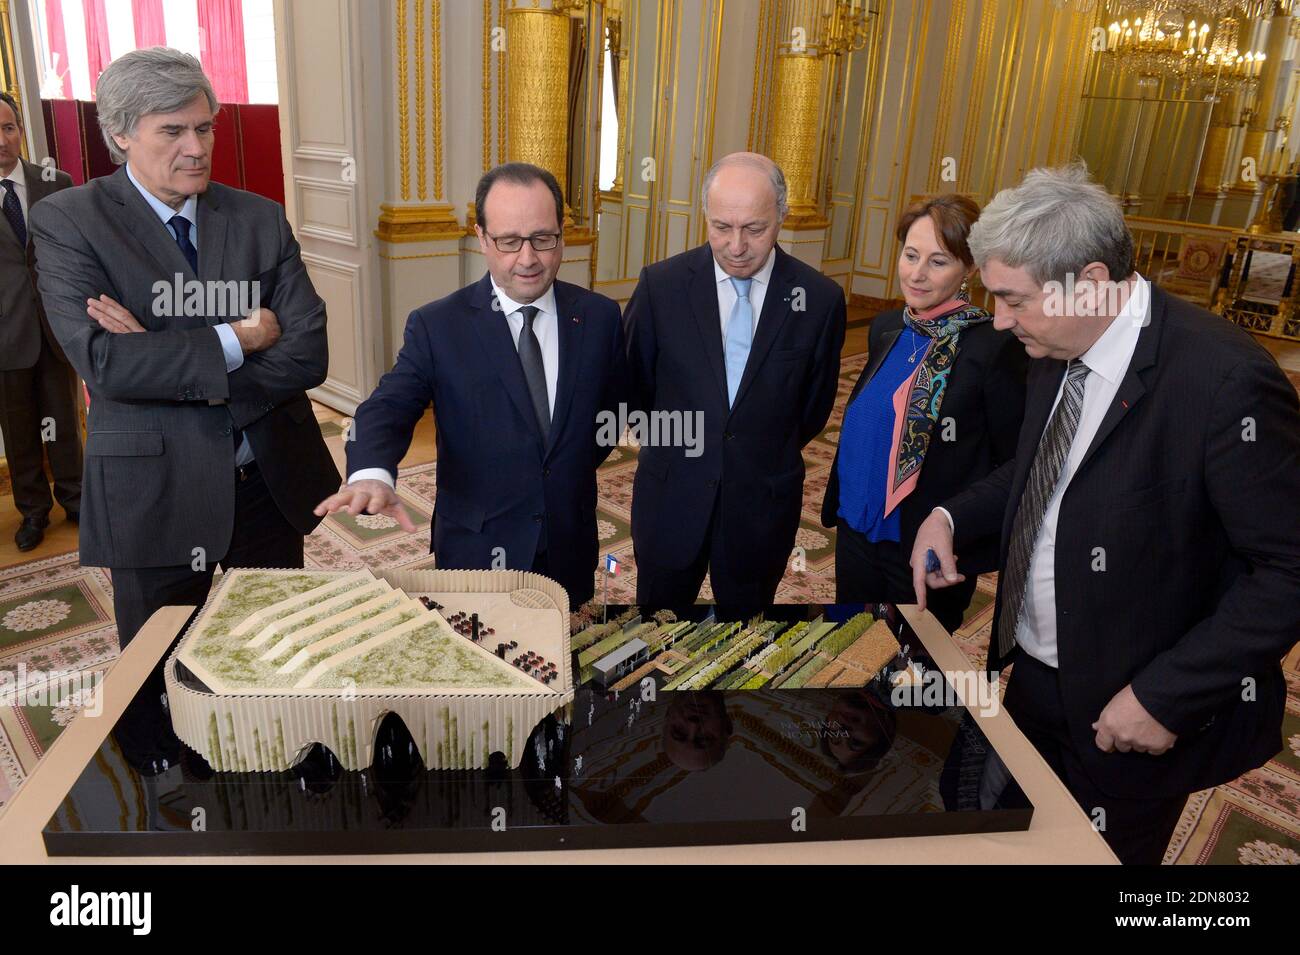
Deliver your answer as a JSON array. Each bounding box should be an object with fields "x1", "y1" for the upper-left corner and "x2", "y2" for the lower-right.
[
  {"x1": 1103, "y1": 8, "x2": 1199, "y2": 83},
  {"x1": 1094, "y1": 1, "x2": 1295, "y2": 16},
  {"x1": 1178, "y1": 16, "x2": 1267, "y2": 92},
  {"x1": 1103, "y1": 8, "x2": 1266, "y2": 90}
]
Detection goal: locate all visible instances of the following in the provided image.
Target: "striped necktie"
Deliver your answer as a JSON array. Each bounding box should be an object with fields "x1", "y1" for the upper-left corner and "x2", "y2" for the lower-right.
[{"x1": 994, "y1": 359, "x2": 1090, "y2": 662}]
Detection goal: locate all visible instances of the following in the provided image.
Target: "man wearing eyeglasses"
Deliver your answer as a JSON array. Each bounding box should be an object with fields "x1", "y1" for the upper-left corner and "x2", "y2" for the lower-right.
[{"x1": 317, "y1": 162, "x2": 625, "y2": 606}]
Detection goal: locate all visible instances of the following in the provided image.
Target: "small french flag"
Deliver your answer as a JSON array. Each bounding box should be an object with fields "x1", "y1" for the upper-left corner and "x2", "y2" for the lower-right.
[{"x1": 604, "y1": 554, "x2": 620, "y2": 576}]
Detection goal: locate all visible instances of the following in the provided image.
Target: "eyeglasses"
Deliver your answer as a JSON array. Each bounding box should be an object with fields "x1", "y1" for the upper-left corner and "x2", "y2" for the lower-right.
[{"x1": 485, "y1": 232, "x2": 561, "y2": 253}]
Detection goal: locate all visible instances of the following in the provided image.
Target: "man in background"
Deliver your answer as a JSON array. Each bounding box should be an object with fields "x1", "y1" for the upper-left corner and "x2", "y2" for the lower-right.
[{"x1": 0, "y1": 91, "x2": 81, "y2": 551}]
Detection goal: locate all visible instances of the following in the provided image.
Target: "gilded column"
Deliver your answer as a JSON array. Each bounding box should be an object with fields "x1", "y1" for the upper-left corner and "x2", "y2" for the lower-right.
[
  {"x1": 505, "y1": 2, "x2": 573, "y2": 206},
  {"x1": 502, "y1": 0, "x2": 594, "y2": 268},
  {"x1": 769, "y1": 53, "x2": 828, "y2": 226},
  {"x1": 768, "y1": 1, "x2": 830, "y2": 229},
  {"x1": 1197, "y1": 126, "x2": 1232, "y2": 191},
  {"x1": 1197, "y1": 92, "x2": 1240, "y2": 192},
  {"x1": 1244, "y1": 11, "x2": 1293, "y2": 177}
]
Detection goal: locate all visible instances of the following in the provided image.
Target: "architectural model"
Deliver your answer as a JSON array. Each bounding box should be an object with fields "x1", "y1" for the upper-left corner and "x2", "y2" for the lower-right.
[
  {"x1": 164, "y1": 567, "x2": 572, "y2": 772},
  {"x1": 575, "y1": 610, "x2": 895, "y2": 691}
]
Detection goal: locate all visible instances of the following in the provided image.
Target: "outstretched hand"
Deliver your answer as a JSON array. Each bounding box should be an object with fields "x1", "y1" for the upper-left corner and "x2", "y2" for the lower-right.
[{"x1": 313, "y1": 479, "x2": 417, "y2": 533}]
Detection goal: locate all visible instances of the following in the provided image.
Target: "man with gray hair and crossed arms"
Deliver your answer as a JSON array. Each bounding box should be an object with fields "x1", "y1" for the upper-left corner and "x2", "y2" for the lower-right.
[
  {"x1": 30, "y1": 48, "x2": 338, "y2": 769},
  {"x1": 911, "y1": 164, "x2": 1300, "y2": 863}
]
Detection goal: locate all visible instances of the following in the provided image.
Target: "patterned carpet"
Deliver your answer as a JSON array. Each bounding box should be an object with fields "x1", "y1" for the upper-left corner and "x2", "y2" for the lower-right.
[{"x1": 0, "y1": 349, "x2": 1296, "y2": 864}]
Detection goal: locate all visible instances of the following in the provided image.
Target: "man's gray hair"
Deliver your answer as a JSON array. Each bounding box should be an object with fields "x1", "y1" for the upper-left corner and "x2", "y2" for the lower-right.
[
  {"x1": 701, "y1": 153, "x2": 790, "y2": 220},
  {"x1": 967, "y1": 162, "x2": 1134, "y2": 285},
  {"x1": 95, "y1": 47, "x2": 218, "y2": 164}
]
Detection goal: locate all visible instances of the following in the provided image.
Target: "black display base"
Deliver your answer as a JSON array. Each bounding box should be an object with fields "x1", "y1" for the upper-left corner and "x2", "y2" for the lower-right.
[{"x1": 42, "y1": 603, "x2": 1033, "y2": 856}]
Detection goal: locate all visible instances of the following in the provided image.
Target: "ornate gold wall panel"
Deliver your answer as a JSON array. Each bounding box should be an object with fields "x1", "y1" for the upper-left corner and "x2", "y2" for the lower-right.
[
  {"x1": 748, "y1": 0, "x2": 775, "y2": 152},
  {"x1": 397, "y1": 0, "x2": 411, "y2": 200},
  {"x1": 415, "y1": 0, "x2": 427, "y2": 201},
  {"x1": 431, "y1": 0, "x2": 446, "y2": 201},
  {"x1": 375, "y1": 203, "x2": 464, "y2": 242},
  {"x1": 497, "y1": 0, "x2": 506, "y2": 164},
  {"x1": 483, "y1": 0, "x2": 492, "y2": 172},
  {"x1": 382, "y1": 0, "x2": 457, "y2": 239}
]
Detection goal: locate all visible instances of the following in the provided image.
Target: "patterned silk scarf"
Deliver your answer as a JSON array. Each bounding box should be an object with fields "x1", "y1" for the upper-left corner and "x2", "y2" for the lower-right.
[{"x1": 883, "y1": 294, "x2": 993, "y2": 517}]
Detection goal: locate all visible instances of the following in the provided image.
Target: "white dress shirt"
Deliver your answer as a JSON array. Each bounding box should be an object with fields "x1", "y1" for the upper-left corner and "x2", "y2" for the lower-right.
[
  {"x1": 348, "y1": 277, "x2": 561, "y2": 488},
  {"x1": 937, "y1": 276, "x2": 1148, "y2": 666},
  {"x1": 1, "y1": 158, "x2": 28, "y2": 219},
  {"x1": 1013, "y1": 277, "x2": 1147, "y2": 666},
  {"x1": 714, "y1": 248, "x2": 775, "y2": 342},
  {"x1": 125, "y1": 163, "x2": 251, "y2": 464}
]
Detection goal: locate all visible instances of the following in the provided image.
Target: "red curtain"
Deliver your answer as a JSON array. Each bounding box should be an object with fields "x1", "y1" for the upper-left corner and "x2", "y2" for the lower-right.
[
  {"x1": 197, "y1": 0, "x2": 248, "y2": 104},
  {"x1": 83, "y1": 0, "x2": 113, "y2": 95},
  {"x1": 43, "y1": 0, "x2": 71, "y2": 98},
  {"x1": 131, "y1": 0, "x2": 167, "y2": 48}
]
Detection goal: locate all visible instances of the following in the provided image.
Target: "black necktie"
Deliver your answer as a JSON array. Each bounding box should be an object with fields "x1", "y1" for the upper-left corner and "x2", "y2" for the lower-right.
[
  {"x1": 169, "y1": 214, "x2": 198, "y2": 274},
  {"x1": 2, "y1": 179, "x2": 26, "y2": 248},
  {"x1": 516, "y1": 305, "x2": 550, "y2": 440}
]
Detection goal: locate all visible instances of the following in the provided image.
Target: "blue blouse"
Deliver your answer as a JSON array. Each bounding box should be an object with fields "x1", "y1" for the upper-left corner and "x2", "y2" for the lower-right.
[{"x1": 837, "y1": 326, "x2": 931, "y2": 542}]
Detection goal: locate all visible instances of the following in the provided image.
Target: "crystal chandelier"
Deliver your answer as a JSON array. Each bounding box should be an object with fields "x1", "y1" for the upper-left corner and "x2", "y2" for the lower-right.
[
  {"x1": 1103, "y1": 8, "x2": 1199, "y2": 84},
  {"x1": 1178, "y1": 16, "x2": 1267, "y2": 92},
  {"x1": 1098, "y1": 1, "x2": 1286, "y2": 16},
  {"x1": 1102, "y1": 8, "x2": 1267, "y2": 90}
]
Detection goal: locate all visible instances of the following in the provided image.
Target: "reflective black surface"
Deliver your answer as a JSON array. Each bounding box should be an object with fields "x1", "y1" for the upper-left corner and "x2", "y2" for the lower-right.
[{"x1": 42, "y1": 604, "x2": 1032, "y2": 855}]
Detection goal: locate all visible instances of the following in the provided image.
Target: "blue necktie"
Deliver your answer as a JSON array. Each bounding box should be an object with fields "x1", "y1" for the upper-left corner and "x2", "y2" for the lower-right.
[
  {"x1": 724, "y1": 276, "x2": 754, "y2": 407},
  {"x1": 169, "y1": 214, "x2": 198, "y2": 274},
  {"x1": 2, "y1": 179, "x2": 26, "y2": 248}
]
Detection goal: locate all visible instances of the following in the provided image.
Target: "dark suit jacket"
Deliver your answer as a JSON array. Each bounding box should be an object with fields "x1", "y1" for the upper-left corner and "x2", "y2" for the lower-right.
[
  {"x1": 30, "y1": 165, "x2": 339, "y2": 568},
  {"x1": 0, "y1": 158, "x2": 73, "y2": 370},
  {"x1": 820, "y1": 308, "x2": 1027, "y2": 575},
  {"x1": 942, "y1": 284, "x2": 1300, "y2": 799},
  {"x1": 346, "y1": 274, "x2": 626, "y2": 605},
  {"x1": 624, "y1": 244, "x2": 846, "y2": 575}
]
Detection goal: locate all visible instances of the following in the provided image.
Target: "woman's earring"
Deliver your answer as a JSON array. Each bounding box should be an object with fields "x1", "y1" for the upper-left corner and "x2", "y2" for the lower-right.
[{"x1": 959, "y1": 278, "x2": 970, "y2": 299}]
